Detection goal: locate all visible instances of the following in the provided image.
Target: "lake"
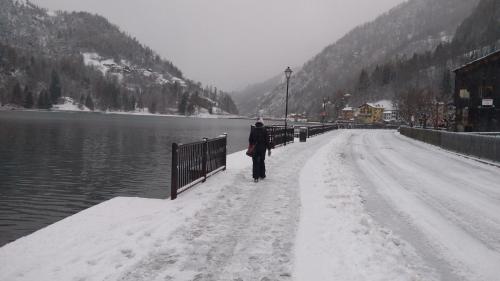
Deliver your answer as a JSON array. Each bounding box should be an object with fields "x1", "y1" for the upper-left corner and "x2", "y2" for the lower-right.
[{"x1": 0, "y1": 111, "x2": 262, "y2": 246}]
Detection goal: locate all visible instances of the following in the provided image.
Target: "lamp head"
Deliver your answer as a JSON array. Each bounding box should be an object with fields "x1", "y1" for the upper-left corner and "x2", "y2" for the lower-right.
[{"x1": 284, "y1": 67, "x2": 293, "y2": 79}]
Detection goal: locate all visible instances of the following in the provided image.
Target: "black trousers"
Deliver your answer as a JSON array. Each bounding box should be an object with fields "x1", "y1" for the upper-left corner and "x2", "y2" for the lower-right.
[{"x1": 252, "y1": 152, "x2": 266, "y2": 179}]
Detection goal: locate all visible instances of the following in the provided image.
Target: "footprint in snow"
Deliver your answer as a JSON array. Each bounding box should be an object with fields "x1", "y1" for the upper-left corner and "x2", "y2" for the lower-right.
[{"x1": 121, "y1": 249, "x2": 135, "y2": 259}]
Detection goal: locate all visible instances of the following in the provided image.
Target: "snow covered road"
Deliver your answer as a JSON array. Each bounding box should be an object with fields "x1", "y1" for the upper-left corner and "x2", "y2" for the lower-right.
[
  {"x1": 1, "y1": 129, "x2": 499, "y2": 281},
  {"x1": 350, "y1": 130, "x2": 500, "y2": 281}
]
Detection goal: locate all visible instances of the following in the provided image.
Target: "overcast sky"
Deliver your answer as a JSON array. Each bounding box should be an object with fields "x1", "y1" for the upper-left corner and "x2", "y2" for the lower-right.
[{"x1": 30, "y1": 0, "x2": 404, "y2": 91}]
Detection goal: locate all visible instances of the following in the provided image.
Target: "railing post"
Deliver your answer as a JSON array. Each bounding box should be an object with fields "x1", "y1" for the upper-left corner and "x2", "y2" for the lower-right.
[
  {"x1": 171, "y1": 143, "x2": 179, "y2": 200},
  {"x1": 202, "y1": 138, "x2": 208, "y2": 182},
  {"x1": 223, "y1": 133, "x2": 228, "y2": 170}
]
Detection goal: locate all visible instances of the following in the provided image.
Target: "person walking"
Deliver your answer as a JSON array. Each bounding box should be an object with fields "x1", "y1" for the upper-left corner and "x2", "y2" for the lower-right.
[{"x1": 249, "y1": 118, "x2": 272, "y2": 182}]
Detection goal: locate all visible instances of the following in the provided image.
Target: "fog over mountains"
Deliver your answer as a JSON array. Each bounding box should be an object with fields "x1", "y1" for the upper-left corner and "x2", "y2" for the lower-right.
[{"x1": 234, "y1": 0, "x2": 499, "y2": 119}]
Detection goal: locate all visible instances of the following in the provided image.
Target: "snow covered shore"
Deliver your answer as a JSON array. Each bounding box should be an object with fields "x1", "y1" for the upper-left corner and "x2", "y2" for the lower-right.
[
  {"x1": 1, "y1": 130, "x2": 499, "y2": 281},
  {"x1": 0, "y1": 104, "x2": 243, "y2": 119}
]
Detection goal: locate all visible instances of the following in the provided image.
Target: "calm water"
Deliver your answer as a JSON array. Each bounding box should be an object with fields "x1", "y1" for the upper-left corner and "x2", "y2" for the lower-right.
[{"x1": 0, "y1": 111, "x2": 257, "y2": 246}]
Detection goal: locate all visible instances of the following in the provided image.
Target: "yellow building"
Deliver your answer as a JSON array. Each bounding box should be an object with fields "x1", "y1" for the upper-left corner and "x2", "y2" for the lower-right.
[{"x1": 357, "y1": 103, "x2": 384, "y2": 124}]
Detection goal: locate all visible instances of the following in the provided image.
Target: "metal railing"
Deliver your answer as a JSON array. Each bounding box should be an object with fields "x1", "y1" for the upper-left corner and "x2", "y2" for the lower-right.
[
  {"x1": 266, "y1": 126, "x2": 294, "y2": 147},
  {"x1": 171, "y1": 134, "x2": 227, "y2": 200},
  {"x1": 307, "y1": 125, "x2": 338, "y2": 137}
]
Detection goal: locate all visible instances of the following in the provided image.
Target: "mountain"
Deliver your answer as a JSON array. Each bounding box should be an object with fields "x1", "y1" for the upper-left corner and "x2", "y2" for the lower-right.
[
  {"x1": 231, "y1": 73, "x2": 285, "y2": 117},
  {"x1": 451, "y1": 0, "x2": 500, "y2": 54},
  {"x1": 0, "y1": 0, "x2": 238, "y2": 115},
  {"x1": 235, "y1": 0, "x2": 481, "y2": 119},
  {"x1": 358, "y1": 0, "x2": 500, "y2": 121}
]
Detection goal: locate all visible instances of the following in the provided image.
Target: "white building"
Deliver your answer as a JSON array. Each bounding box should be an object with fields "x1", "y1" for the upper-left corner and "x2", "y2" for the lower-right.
[{"x1": 374, "y1": 100, "x2": 400, "y2": 123}]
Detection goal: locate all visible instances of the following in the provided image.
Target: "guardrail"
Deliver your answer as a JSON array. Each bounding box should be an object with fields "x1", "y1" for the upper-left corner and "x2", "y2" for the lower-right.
[
  {"x1": 171, "y1": 134, "x2": 227, "y2": 200},
  {"x1": 399, "y1": 127, "x2": 500, "y2": 163},
  {"x1": 266, "y1": 126, "x2": 294, "y2": 147},
  {"x1": 307, "y1": 125, "x2": 338, "y2": 138}
]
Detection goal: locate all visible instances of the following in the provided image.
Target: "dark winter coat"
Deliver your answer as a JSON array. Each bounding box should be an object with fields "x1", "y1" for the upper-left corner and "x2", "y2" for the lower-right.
[{"x1": 249, "y1": 122, "x2": 271, "y2": 155}]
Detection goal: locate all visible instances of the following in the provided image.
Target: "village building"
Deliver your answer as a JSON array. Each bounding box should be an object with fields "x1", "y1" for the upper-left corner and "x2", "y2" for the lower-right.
[
  {"x1": 376, "y1": 100, "x2": 400, "y2": 123},
  {"x1": 383, "y1": 110, "x2": 399, "y2": 123},
  {"x1": 288, "y1": 113, "x2": 308, "y2": 123},
  {"x1": 454, "y1": 50, "x2": 500, "y2": 132},
  {"x1": 357, "y1": 103, "x2": 385, "y2": 124},
  {"x1": 340, "y1": 106, "x2": 355, "y2": 121}
]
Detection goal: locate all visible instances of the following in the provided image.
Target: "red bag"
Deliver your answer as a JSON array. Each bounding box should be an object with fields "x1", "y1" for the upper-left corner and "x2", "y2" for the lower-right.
[{"x1": 246, "y1": 144, "x2": 255, "y2": 157}]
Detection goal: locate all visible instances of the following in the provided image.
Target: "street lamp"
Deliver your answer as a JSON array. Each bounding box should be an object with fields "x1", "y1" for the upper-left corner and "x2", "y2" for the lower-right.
[
  {"x1": 284, "y1": 67, "x2": 293, "y2": 146},
  {"x1": 322, "y1": 97, "x2": 330, "y2": 125}
]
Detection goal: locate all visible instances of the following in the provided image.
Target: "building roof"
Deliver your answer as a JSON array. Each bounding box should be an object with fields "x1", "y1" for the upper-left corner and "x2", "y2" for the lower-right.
[
  {"x1": 363, "y1": 103, "x2": 384, "y2": 109},
  {"x1": 374, "y1": 100, "x2": 395, "y2": 110},
  {"x1": 453, "y1": 49, "x2": 500, "y2": 73}
]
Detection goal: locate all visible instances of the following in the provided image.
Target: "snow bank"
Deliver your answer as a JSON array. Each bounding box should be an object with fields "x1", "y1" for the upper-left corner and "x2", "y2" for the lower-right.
[
  {"x1": 0, "y1": 104, "x2": 23, "y2": 111},
  {"x1": 52, "y1": 97, "x2": 91, "y2": 112}
]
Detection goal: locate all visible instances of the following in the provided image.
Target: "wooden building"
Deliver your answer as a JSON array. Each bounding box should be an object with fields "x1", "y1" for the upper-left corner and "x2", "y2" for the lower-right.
[{"x1": 454, "y1": 50, "x2": 500, "y2": 132}]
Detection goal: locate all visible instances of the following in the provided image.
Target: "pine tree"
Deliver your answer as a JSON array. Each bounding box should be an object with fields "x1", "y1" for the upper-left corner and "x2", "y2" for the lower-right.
[
  {"x1": 37, "y1": 90, "x2": 45, "y2": 109},
  {"x1": 50, "y1": 70, "x2": 62, "y2": 104},
  {"x1": 382, "y1": 64, "x2": 393, "y2": 85},
  {"x1": 149, "y1": 100, "x2": 157, "y2": 114},
  {"x1": 79, "y1": 94, "x2": 85, "y2": 109},
  {"x1": 85, "y1": 94, "x2": 94, "y2": 111},
  {"x1": 440, "y1": 69, "x2": 452, "y2": 101},
  {"x1": 357, "y1": 69, "x2": 370, "y2": 93},
  {"x1": 178, "y1": 92, "x2": 188, "y2": 115},
  {"x1": 122, "y1": 94, "x2": 130, "y2": 111},
  {"x1": 44, "y1": 90, "x2": 52, "y2": 109},
  {"x1": 23, "y1": 86, "x2": 34, "y2": 108},
  {"x1": 186, "y1": 101, "x2": 195, "y2": 115},
  {"x1": 136, "y1": 92, "x2": 144, "y2": 109},
  {"x1": 37, "y1": 89, "x2": 52, "y2": 109},
  {"x1": 10, "y1": 82, "x2": 23, "y2": 106},
  {"x1": 130, "y1": 96, "x2": 136, "y2": 111}
]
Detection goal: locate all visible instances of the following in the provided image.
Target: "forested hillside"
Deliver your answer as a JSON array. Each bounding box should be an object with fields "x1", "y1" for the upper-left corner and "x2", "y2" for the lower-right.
[
  {"x1": 235, "y1": 0, "x2": 487, "y2": 120},
  {"x1": 356, "y1": 0, "x2": 500, "y2": 121},
  {"x1": 0, "y1": 0, "x2": 238, "y2": 115}
]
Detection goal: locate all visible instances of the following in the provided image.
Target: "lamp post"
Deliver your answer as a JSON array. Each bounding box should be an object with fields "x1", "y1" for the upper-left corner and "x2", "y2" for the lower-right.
[
  {"x1": 322, "y1": 97, "x2": 330, "y2": 125},
  {"x1": 284, "y1": 67, "x2": 293, "y2": 146}
]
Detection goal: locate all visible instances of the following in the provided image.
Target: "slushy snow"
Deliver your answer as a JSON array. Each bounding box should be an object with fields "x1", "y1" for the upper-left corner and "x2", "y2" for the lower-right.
[{"x1": 1, "y1": 130, "x2": 499, "y2": 281}]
